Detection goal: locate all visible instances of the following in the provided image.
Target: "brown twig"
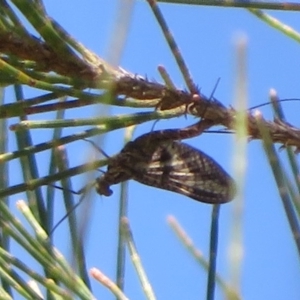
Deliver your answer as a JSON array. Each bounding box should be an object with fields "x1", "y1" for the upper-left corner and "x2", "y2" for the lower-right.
[{"x1": 1, "y1": 22, "x2": 299, "y2": 149}]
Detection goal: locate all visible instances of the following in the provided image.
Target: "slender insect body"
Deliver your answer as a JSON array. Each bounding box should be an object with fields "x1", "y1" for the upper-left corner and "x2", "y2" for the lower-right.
[
  {"x1": 54, "y1": 121, "x2": 234, "y2": 235},
  {"x1": 96, "y1": 123, "x2": 235, "y2": 204}
]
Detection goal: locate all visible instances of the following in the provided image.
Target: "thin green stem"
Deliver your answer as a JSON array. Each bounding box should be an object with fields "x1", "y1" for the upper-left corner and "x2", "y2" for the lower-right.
[
  {"x1": 157, "y1": 0, "x2": 300, "y2": 11},
  {"x1": 13, "y1": 84, "x2": 46, "y2": 225},
  {"x1": 0, "y1": 248, "x2": 71, "y2": 298},
  {"x1": 16, "y1": 201, "x2": 93, "y2": 299},
  {"x1": 147, "y1": 0, "x2": 198, "y2": 93},
  {"x1": 10, "y1": 108, "x2": 184, "y2": 131},
  {"x1": 229, "y1": 36, "x2": 248, "y2": 293},
  {"x1": 0, "y1": 0, "x2": 29, "y2": 36},
  {"x1": 116, "y1": 126, "x2": 136, "y2": 291},
  {"x1": 167, "y1": 216, "x2": 240, "y2": 299},
  {"x1": 0, "y1": 124, "x2": 123, "y2": 164},
  {"x1": 0, "y1": 158, "x2": 108, "y2": 198},
  {"x1": 11, "y1": 0, "x2": 79, "y2": 62},
  {"x1": 0, "y1": 87, "x2": 11, "y2": 296},
  {"x1": 269, "y1": 89, "x2": 300, "y2": 215},
  {"x1": 121, "y1": 218, "x2": 156, "y2": 300},
  {"x1": 206, "y1": 205, "x2": 220, "y2": 300},
  {"x1": 54, "y1": 146, "x2": 90, "y2": 289},
  {"x1": 249, "y1": 8, "x2": 300, "y2": 43},
  {"x1": 0, "y1": 256, "x2": 42, "y2": 300},
  {"x1": 255, "y1": 112, "x2": 300, "y2": 256},
  {"x1": 91, "y1": 268, "x2": 129, "y2": 300},
  {"x1": 46, "y1": 97, "x2": 67, "y2": 236},
  {"x1": 0, "y1": 57, "x2": 94, "y2": 97}
]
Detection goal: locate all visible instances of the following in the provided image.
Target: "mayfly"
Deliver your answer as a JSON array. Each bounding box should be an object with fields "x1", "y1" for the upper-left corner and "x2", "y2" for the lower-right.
[
  {"x1": 96, "y1": 119, "x2": 235, "y2": 204},
  {"x1": 50, "y1": 119, "x2": 234, "y2": 234}
]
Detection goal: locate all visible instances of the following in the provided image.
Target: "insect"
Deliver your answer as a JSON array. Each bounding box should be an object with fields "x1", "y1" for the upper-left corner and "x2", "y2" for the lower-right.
[
  {"x1": 96, "y1": 120, "x2": 235, "y2": 204},
  {"x1": 50, "y1": 120, "x2": 234, "y2": 234}
]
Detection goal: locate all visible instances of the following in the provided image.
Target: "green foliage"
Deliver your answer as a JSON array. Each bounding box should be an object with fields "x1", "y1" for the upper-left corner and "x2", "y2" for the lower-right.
[{"x1": 0, "y1": 1, "x2": 299, "y2": 299}]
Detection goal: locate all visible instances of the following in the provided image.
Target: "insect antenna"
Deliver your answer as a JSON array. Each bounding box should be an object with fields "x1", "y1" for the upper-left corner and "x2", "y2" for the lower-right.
[
  {"x1": 48, "y1": 183, "x2": 82, "y2": 195},
  {"x1": 49, "y1": 180, "x2": 97, "y2": 236},
  {"x1": 248, "y1": 98, "x2": 300, "y2": 111},
  {"x1": 50, "y1": 193, "x2": 84, "y2": 236},
  {"x1": 82, "y1": 138, "x2": 110, "y2": 158},
  {"x1": 150, "y1": 119, "x2": 160, "y2": 132},
  {"x1": 192, "y1": 77, "x2": 221, "y2": 119},
  {"x1": 49, "y1": 139, "x2": 111, "y2": 235},
  {"x1": 208, "y1": 78, "x2": 221, "y2": 101}
]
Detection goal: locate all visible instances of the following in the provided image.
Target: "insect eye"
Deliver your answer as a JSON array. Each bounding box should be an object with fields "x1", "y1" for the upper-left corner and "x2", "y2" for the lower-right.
[{"x1": 95, "y1": 177, "x2": 113, "y2": 196}]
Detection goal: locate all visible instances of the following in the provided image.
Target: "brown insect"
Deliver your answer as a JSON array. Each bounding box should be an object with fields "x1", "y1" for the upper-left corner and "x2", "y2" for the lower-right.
[{"x1": 96, "y1": 120, "x2": 235, "y2": 204}]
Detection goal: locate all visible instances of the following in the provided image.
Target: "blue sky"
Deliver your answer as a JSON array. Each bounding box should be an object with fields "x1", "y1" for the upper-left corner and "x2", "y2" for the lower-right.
[{"x1": 7, "y1": 1, "x2": 300, "y2": 299}]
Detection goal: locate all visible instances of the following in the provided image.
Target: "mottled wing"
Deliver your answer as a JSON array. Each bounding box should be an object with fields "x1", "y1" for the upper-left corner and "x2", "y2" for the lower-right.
[{"x1": 131, "y1": 141, "x2": 235, "y2": 204}]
